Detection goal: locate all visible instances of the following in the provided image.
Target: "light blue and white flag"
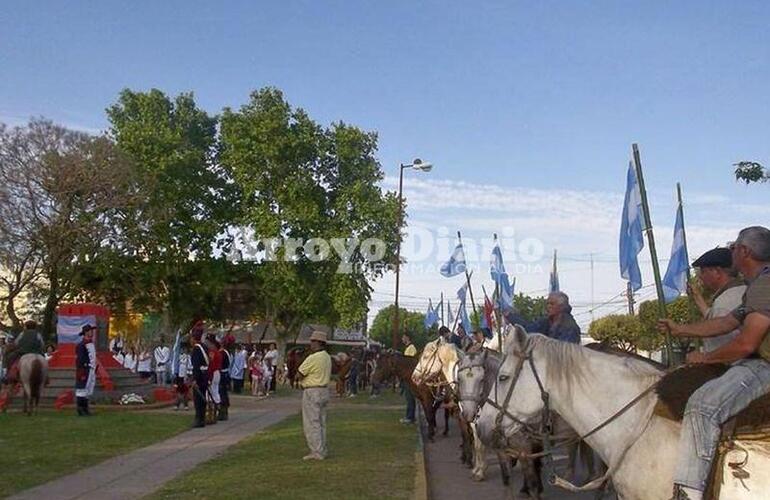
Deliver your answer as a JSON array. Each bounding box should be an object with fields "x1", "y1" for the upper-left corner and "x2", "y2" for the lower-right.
[
  {"x1": 459, "y1": 302, "x2": 472, "y2": 335},
  {"x1": 170, "y1": 328, "x2": 182, "y2": 378},
  {"x1": 457, "y1": 281, "x2": 468, "y2": 304},
  {"x1": 549, "y1": 250, "x2": 560, "y2": 293},
  {"x1": 490, "y1": 242, "x2": 514, "y2": 310},
  {"x1": 662, "y1": 204, "x2": 689, "y2": 303},
  {"x1": 441, "y1": 243, "x2": 467, "y2": 277},
  {"x1": 619, "y1": 160, "x2": 645, "y2": 291},
  {"x1": 447, "y1": 301, "x2": 454, "y2": 326},
  {"x1": 424, "y1": 299, "x2": 439, "y2": 329}
]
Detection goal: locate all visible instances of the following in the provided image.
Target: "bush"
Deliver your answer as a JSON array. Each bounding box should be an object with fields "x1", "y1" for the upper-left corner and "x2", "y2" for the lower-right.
[{"x1": 588, "y1": 314, "x2": 653, "y2": 353}]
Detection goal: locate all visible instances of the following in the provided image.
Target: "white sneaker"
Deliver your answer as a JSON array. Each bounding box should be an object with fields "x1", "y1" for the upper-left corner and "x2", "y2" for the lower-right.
[{"x1": 302, "y1": 453, "x2": 324, "y2": 461}]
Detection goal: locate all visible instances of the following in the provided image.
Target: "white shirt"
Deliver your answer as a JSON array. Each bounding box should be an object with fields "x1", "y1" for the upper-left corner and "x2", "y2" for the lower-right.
[
  {"x1": 264, "y1": 349, "x2": 279, "y2": 367},
  {"x1": 137, "y1": 352, "x2": 152, "y2": 372},
  {"x1": 230, "y1": 351, "x2": 247, "y2": 379},
  {"x1": 178, "y1": 353, "x2": 192, "y2": 377},
  {"x1": 154, "y1": 346, "x2": 170, "y2": 369},
  {"x1": 703, "y1": 284, "x2": 747, "y2": 353},
  {"x1": 87, "y1": 343, "x2": 97, "y2": 371},
  {"x1": 123, "y1": 353, "x2": 137, "y2": 372}
]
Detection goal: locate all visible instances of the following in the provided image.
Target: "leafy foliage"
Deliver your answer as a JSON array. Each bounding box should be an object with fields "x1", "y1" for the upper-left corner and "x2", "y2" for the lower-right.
[
  {"x1": 734, "y1": 161, "x2": 768, "y2": 184},
  {"x1": 588, "y1": 314, "x2": 647, "y2": 352},
  {"x1": 368, "y1": 305, "x2": 428, "y2": 349}
]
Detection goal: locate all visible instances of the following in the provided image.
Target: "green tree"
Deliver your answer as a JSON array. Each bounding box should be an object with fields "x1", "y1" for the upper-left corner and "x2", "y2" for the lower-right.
[
  {"x1": 220, "y1": 88, "x2": 401, "y2": 337},
  {"x1": 734, "y1": 161, "x2": 768, "y2": 184},
  {"x1": 100, "y1": 89, "x2": 236, "y2": 327},
  {"x1": 588, "y1": 314, "x2": 649, "y2": 352},
  {"x1": 368, "y1": 305, "x2": 428, "y2": 349},
  {"x1": 638, "y1": 295, "x2": 702, "y2": 354},
  {"x1": 513, "y1": 293, "x2": 548, "y2": 323}
]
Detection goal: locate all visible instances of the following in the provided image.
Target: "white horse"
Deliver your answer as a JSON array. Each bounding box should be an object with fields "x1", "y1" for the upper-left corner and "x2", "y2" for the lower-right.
[
  {"x1": 18, "y1": 353, "x2": 48, "y2": 415},
  {"x1": 475, "y1": 325, "x2": 770, "y2": 499},
  {"x1": 413, "y1": 338, "x2": 506, "y2": 482}
]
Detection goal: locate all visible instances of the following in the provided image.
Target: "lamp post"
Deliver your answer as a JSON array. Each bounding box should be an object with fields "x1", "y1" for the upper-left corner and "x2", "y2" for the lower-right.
[{"x1": 392, "y1": 158, "x2": 433, "y2": 350}]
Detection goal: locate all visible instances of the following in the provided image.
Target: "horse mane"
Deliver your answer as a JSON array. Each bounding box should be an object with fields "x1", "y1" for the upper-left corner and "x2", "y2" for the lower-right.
[{"x1": 524, "y1": 334, "x2": 663, "y2": 391}]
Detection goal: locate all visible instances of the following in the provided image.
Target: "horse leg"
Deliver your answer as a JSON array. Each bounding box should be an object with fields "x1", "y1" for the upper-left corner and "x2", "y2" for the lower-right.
[
  {"x1": 470, "y1": 423, "x2": 488, "y2": 481},
  {"x1": 581, "y1": 440, "x2": 596, "y2": 479},
  {"x1": 443, "y1": 406, "x2": 450, "y2": 436},
  {"x1": 497, "y1": 451, "x2": 511, "y2": 486}
]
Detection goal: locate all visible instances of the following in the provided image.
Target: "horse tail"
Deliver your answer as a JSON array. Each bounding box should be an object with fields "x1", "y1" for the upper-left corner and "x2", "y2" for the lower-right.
[{"x1": 29, "y1": 358, "x2": 44, "y2": 406}]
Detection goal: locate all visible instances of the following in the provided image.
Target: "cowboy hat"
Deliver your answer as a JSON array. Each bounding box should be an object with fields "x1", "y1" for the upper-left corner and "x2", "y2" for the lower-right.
[{"x1": 309, "y1": 331, "x2": 328, "y2": 343}]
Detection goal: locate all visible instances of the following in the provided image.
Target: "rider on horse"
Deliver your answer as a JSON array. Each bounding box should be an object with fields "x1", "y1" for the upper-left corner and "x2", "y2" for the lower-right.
[
  {"x1": 2, "y1": 320, "x2": 45, "y2": 385},
  {"x1": 659, "y1": 226, "x2": 770, "y2": 500}
]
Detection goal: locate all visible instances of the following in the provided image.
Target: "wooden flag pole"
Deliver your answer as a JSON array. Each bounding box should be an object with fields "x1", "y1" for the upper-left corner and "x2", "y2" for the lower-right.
[
  {"x1": 677, "y1": 183, "x2": 691, "y2": 281},
  {"x1": 458, "y1": 231, "x2": 478, "y2": 316},
  {"x1": 632, "y1": 143, "x2": 672, "y2": 366}
]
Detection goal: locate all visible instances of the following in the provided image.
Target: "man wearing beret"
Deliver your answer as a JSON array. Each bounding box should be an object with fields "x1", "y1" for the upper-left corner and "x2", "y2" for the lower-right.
[
  {"x1": 688, "y1": 247, "x2": 746, "y2": 353},
  {"x1": 297, "y1": 331, "x2": 332, "y2": 460}
]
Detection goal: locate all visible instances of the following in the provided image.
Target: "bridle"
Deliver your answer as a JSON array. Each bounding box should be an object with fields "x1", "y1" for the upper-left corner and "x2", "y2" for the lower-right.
[
  {"x1": 484, "y1": 341, "x2": 662, "y2": 492},
  {"x1": 416, "y1": 342, "x2": 457, "y2": 400}
]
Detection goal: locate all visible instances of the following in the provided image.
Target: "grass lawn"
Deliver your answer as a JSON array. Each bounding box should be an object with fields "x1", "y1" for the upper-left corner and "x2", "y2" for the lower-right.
[
  {"x1": 338, "y1": 388, "x2": 406, "y2": 407},
  {"x1": 151, "y1": 408, "x2": 418, "y2": 500},
  {"x1": 0, "y1": 411, "x2": 190, "y2": 497}
]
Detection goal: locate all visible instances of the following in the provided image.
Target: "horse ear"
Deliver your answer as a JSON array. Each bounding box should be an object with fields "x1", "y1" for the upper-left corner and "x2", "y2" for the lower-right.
[{"x1": 512, "y1": 324, "x2": 528, "y2": 348}]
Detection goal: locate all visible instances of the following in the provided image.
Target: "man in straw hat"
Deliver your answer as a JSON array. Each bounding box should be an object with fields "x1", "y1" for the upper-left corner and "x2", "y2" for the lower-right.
[{"x1": 296, "y1": 330, "x2": 332, "y2": 460}]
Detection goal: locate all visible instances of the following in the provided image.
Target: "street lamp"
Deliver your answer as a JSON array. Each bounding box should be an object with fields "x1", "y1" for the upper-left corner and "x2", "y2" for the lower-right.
[{"x1": 392, "y1": 158, "x2": 433, "y2": 350}]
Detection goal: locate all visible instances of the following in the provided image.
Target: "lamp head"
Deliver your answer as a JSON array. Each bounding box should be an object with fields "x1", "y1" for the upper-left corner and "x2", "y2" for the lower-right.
[{"x1": 412, "y1": 158, "x2": 433, "y2": 172}]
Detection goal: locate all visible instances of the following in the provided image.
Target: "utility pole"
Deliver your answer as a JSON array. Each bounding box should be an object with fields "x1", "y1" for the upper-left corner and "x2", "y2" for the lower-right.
[{"x1": 626, "y1": 282, "x2": 636, "y2": 315}]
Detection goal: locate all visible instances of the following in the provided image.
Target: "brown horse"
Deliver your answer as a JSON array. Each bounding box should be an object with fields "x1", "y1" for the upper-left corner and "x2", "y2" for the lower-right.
[
  {"x1": 332, "y1": 354, "x2": 353, "y2": 397},
  {"x1": 371, "y1": 351, "x2": 450, "y2": 441},
  {"x1": 285, "y1": 347, "x2": 308, "y2": 388}
]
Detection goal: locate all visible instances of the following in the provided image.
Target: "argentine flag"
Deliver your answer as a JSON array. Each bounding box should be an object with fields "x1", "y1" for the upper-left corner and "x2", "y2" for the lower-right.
[
  {"x1": 662, "y1": 204, "x2": 689, "y2": 303},
  {"x1": 440, "y1": 243, "x2": 467, "y2": 277},
  {"x1": 459, "y1": 302, "x2": 472, "y2": 335},
  {"x1": 424, "y1": 300, "x2": 439, "y2": 329},
  {"x1": 490, "y1": 243, "x2": 513, "y2": 310},
  {"x1": 619, "y1": 160, "x2": 645, "y2": 291}
]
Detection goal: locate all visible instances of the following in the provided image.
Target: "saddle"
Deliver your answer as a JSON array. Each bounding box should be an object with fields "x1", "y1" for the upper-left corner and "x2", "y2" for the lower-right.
[
  {"x1": 654, "y1": 364, "x2": 770, "y2": 437},
  {"x1": 655, "y1": 365, "x2": 770, "y2": 499}
]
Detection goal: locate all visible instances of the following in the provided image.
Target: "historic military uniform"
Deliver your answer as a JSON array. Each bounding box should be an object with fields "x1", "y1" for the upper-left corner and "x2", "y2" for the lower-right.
[
  {"x1": 190, "y1": 328, "x2": 210, "y2": 428},
  {"x1": 75, "y1": 324, "x2": 97, "y2": 416},
  {"x1": 218, "y1": 339, "x2": 232, "y2": 421}
]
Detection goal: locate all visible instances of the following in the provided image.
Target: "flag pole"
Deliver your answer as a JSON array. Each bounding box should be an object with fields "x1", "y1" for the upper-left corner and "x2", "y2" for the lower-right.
[
  {"x1": 677, "y1": 183, "x2": 691, "y2": 281},
  {"x1": 493, "y1": 233, "x2": 503, "y2": 349},
  {"x1": 458, "y1": 231, "x2": 478, "y2": 316},
  {"x1": 632, "y1": 143, "x2": 672, "y2": 365},
  {"x1": 440, "y1": 292, "x2": 445, "y2": 326}
]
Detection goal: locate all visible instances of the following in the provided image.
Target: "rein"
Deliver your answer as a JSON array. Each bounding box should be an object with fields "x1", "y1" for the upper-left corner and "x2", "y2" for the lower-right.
[{"x1": 487, "y1": 344, "x2": 662, "y2": 492}]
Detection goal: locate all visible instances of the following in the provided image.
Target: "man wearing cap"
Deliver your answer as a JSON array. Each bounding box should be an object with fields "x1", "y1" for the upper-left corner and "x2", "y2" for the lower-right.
[
  {"x1": 296, "y1": 331, "x2": 332, "y2": 460},
  {"x1": 2, "y1": 320, "x2": 45, "y2": 385},
  {"x1": 658, "y1": 226, "x2": 770, "y2": 500},
  {"x1": 689, "y1": 247, "x2": 747, "y2": 353},
  {"x1": 75, "y1": 324, "x2": 98, "y2": 416}
]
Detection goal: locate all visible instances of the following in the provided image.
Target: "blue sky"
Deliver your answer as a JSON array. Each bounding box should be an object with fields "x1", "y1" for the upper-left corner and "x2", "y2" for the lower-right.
[{"x1": 3, "y1": 2, "x2": 769, "y2": 327}]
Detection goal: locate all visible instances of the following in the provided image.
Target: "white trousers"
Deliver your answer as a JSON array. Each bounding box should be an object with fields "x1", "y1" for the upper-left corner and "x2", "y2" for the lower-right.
[
  {"x1": 75, "y1": 369, "x2": 96, "y2": 398},
  {"x1": 210, "y1": 371, "x2": 221, "y2": 404}
]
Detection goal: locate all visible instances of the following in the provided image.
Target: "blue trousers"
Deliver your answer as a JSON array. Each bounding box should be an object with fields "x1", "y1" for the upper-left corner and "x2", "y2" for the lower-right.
[
  {"x1": 404, "y1": 383, "x2": 416, "y2": 421},
  {"x1": 675, "y1": 359, "x2": 770, "y2": 491}
]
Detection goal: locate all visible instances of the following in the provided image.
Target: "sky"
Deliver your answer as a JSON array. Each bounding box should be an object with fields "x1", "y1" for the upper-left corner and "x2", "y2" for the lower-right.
[{"x1": 2, "y1": 1, "x2": 769, "y2": 329}]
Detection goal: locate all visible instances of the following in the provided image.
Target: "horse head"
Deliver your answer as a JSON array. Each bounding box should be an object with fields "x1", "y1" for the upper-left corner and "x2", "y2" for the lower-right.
[
  {"x1": 475, "y1": 324, "x2": 545, "y2": 445},
  {"x1": 456, "y1": 348, "x2": 502, "y2": 422}
]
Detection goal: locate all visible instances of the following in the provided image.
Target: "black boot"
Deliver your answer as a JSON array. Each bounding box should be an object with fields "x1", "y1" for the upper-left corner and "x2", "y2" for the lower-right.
[
  {"x1": 218, "y1": 405, "x2": 228, "y2": 421},
  {"x1": 83, "y1": 398, "x2": 93, "y2": 416},
  {"x1": 76, "y1": 397, "x2": 86, "y2": 416}
]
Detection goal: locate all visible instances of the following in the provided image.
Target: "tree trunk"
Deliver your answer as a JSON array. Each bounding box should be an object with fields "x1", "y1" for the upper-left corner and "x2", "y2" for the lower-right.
[
  {"x1": 42, "y1": 267, "x2": 60, "y2": 343},
  {"x1": 4, "y1": 291, "x2": 22, "y2": 332}
]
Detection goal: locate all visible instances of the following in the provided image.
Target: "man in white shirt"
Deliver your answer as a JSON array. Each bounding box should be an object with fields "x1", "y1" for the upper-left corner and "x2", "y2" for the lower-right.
[
  {"x1": 154, "y1": 339, "x2": 171, "y2": 386},
  {"x1": 230, "y1": 344, "x2": 247, "y2": 394},
  {"x1": 264, "y1": 343, "x2": 279, "y2": 392}
]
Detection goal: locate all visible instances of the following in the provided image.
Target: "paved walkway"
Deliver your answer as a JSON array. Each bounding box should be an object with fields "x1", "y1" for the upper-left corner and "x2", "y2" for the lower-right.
[
  {"x1": 10, "y1": 393, "x2": 300, "y2": 500},
  {"x1": 422, "y1": 418, "x2": 606, "y2": 500}
]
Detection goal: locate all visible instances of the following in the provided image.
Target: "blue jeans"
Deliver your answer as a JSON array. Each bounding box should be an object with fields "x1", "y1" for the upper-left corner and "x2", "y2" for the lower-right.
[
  {"x1": 403, "y1": 382, "x2": 416, "y2": 421},
  {"x1": 675, "y1": 359, "x2": 770, "y2": 491}
]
